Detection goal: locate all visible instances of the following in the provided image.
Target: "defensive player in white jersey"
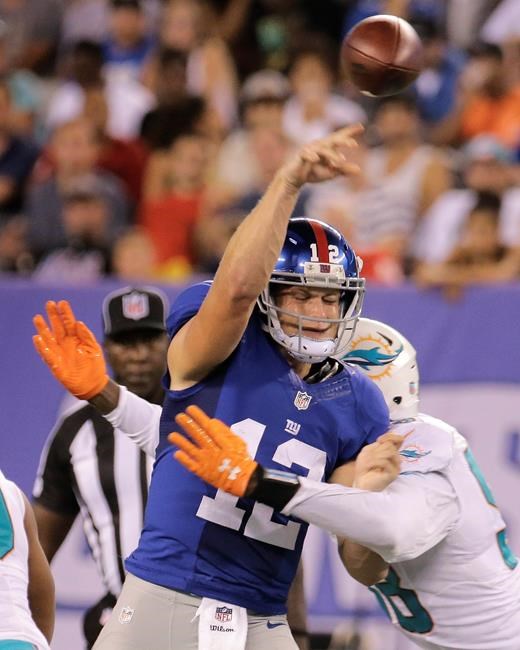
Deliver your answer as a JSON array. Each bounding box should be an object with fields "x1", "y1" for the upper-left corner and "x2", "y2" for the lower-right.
[
  {"x1": 0, "y1": 469, "x2": 54, "y2": 650},
  {"x1": 170, "y1": 318, "x2": 520, "y2": 650}
]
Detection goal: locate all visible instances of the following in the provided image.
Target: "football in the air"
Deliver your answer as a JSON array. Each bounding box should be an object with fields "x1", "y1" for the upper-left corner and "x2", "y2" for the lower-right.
[{"x1": 341, "y1": 15, "x2": 423, "y2": 97}]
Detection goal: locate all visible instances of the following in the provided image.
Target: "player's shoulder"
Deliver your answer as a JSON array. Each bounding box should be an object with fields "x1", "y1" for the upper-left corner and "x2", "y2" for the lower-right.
[
  {"x1": 172, "y1": 280, "x2": 212, "y2": 308},
  {"x1": 394, "y1": 413, "x2": 457, "y2": 474},
  {"x1": 341, "y1": 362, "x2": 390, "y2": 434},
  {"x1": 342, "y1": 361, "x2": 388, "y2": 405},
  {"x1": 342, "y1": 361, "x2": 377, "y2": 389},
  {"x1": 167, "y1": 281, "x2": 212, "y2": 336},
  {"x1": 0, "y1": 470, "x2": 24, "y2": 510}
]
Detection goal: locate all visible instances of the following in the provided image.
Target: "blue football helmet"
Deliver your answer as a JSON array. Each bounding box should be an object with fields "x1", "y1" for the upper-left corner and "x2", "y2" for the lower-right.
[{"x1": 257, "y1": 218, "x2": 365, "y2": 363}]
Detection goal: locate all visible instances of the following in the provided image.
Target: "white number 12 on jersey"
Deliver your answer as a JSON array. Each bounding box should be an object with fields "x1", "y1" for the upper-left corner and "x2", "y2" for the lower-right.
[{"x1": 196, "y1": 418, "x2": 327, "y2": 550}]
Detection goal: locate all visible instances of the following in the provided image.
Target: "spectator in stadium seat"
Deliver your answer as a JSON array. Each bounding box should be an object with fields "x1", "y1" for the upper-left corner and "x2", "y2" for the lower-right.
[
  {"x1": 25, "y1": 118, "x2": 129, "y2": 261},
  {"x1": 147, "y1": 47, "x2": 188, "y2": 106},
  {"x1": 139, "y1": 48, "x2": 193, "y2": 151},
  {"x1": 196, "y1": 125, "x2": 304, "y2": 273},
  {"x1": 139, "y1": 129, "x2": 209, "y2": 274},
  {"x1": 147, "y1": 0, "x2": 239, "y2": 131},
  {"x1": 32, "y1": 175, "x2": 113, "y2": 283},
  {"x1": 412, "y1": 135, "x2": 520, "y2": 265},
  {"x1": 102, "y1": 0, "x2": 155, "y2": 83},
  {"x1": 46, "y1": 40, "x2": 154, "y2": 141},
  {"x1": 0, "y1": 19, "x2": 42, "y2": 137},
  {"x1": 414, "y1": 192, "x2": 520, "y2": 296},
  {"x1": 282, "y1": 39, "x2": 366, "y2": 146},
  {"x1": 214, "y1": 69, "x2": 290, "y2": 198},
  {"x1": 432, "y1": 43, "x2": 520, "y2": 148},
  {"x1": 82, "y1": 86, "x2": 148, "y2": 205},
  {"x1": 0, "y1": 80, "x2": 39, "y2": 220},
  {"x1": 411, "y1": 17, "x2": 466, "y2": 126},
  {"x1": 306, "y1": 95, "x2": 451, "y2": 274},
  {"x1": 111, "y1": 226, "x2": 158, "y2": 280},
  {"x1": 0, "y1": 0, "x2": 62, "y2": 75}
]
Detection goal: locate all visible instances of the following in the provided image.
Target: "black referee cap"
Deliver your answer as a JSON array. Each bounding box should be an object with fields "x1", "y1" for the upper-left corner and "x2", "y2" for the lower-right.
[{"x1": 102, "y1": 287, "x2": 167, "y2": 338}]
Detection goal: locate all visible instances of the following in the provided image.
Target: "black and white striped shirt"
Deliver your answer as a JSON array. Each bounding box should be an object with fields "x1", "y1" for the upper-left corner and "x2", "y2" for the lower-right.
[{"x1": 33, "y1": 399, "x2": 156, "y2": 596}]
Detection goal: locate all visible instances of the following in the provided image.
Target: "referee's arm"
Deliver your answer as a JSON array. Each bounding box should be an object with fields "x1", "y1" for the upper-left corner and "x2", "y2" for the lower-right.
[
  {"x1": 32, "y1": 416, "x2": 80, "y2": 562},
  {"x1": 33, "y1": 504, "x2": 76, "y2": 562}
]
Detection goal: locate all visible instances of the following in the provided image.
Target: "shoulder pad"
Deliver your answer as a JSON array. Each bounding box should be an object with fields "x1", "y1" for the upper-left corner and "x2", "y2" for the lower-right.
[{"x1": 393, "y1": 414, "x2": 455, "y2": 474}]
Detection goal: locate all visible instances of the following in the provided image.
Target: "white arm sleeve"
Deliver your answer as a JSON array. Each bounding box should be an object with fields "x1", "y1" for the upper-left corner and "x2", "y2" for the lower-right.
[
  {"x1": 283, "y1": 472, "x2": 460, "y2": 563},
  {"x1": 103, "y1": 385, "x2": 161, "y2": 458}
]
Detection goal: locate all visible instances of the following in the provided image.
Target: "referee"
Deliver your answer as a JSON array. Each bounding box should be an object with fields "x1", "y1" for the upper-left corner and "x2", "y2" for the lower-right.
[{"x1": 32, "y1": 287, "x2": 168, "y2": 648}]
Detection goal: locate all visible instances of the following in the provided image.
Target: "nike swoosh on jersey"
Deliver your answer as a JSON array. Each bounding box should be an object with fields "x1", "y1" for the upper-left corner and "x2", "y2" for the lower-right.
[{"x1": 266, "y1": 621, "x2": 286, "y2": 629}]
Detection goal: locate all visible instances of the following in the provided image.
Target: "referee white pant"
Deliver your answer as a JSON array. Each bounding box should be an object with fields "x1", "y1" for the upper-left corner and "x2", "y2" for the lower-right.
[{"x1": 92, "y1": 573, "x2": 298, "y2": 650}]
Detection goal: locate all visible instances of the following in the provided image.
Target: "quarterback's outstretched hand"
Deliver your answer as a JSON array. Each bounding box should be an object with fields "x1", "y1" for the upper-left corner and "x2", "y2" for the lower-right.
[
  {"x1": 281, "y1": 123, "x2": 364, "y2": 189},
  {"x1": 169, "y1": 405, "x2": 258, "y2": 498},
  {"x1": 33, "y1": 300, "x2": 109, "y2": 400}
]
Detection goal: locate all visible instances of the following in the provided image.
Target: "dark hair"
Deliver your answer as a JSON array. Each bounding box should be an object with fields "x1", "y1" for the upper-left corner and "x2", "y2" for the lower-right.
[
  {"x1": 410, "y1": 17, "x2": 446, "y2": 41},
  {"x1": 374, "y1": 93, "x2": 419, "y2": 114},
  {"x1": 140, "y1": 95, "x2": 207, "y2": 149},
  {"x1": 169, "y1": 128, "x2": 204, "y2": 148},
  {"x1": 71, "y1": 40, "x2": 104, "y2": 63},
  {"x1": 471, "y1": 191, "x2": 501, "y2": 219},
  {"x1": 288, "y1": 34, "x2": 338, "y2": 78},
  {"x1": 158, "y1": 47, "x2": 188, "y2": 71},
  {"x1": 110, "y1": 0, "x2": 142, "y2": 10},
  {"x1": 468, "y1": 42, "x2": 503, "y2": 62},
  {"x1": 63, "y1": 192, "x2": 106, "y2": 206}
]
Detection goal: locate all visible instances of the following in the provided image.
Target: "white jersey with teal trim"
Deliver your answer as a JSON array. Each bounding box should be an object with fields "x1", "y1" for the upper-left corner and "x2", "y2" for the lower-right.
[
  {"x1": 283, "y1": 413, "x2": 520, "y2": 649},
  {"x1": 371, "y1": 414, "x2": 520, "y2": 650},
  {"x1": 0, "y1": 470, "x2": 50, "y2": 650}
]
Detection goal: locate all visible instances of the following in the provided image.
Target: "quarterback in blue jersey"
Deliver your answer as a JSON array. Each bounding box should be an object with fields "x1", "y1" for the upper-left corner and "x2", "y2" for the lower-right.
[
  {"x1": 98, "y1": 125, "x2": 389, "y2": 650},
  {"x1": 35, "y1": 125, "x2": 390, "y2": 650}
]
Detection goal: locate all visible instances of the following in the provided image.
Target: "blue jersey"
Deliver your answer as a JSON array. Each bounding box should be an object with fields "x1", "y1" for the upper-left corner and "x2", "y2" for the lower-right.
[{"x1": 126, "y1": 282, "x2": 389, "y2": 614}]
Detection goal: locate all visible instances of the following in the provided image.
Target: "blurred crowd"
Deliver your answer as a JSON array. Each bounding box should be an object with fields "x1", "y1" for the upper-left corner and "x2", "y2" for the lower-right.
[{"x1": 0, "y1": 0, "x2": 520, "y2": 294}]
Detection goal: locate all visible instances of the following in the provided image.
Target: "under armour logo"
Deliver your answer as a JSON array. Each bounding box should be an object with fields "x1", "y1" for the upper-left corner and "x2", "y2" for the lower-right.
[
  {"x1": 218, "y1": 458, "x2": 241, "y2": 480},
  {"x1": 219, "y1": 458, "x2": 231, "y2": 472}
]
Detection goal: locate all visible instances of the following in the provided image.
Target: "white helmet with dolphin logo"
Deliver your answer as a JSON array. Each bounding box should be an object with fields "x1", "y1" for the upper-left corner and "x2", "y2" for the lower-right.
[{"x1": 339, "y1": 317, "x2": 419, "y2": 421}]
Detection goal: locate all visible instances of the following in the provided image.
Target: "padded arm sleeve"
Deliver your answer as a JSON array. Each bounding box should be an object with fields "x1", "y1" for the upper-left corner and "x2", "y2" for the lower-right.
[
  {"x1": 104, "y1": 386, "x2": 161, "y2": 458},
  {"x1": 283, "y1": 472, "x2": 459, "y2": 563}
]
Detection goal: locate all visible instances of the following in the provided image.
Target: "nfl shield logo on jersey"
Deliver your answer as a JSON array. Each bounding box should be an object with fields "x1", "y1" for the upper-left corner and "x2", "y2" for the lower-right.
[
  {"x1": 294, "y1": 391, "x2": 312, "y2": 410},
  {"x1": 118, "y1": 606, "x2": 134, "y2": 624},
  {"x1": 215, "y1": 606, "x2": 233, "y2": 622},
  {"x1": 122, "y1": 292, "x2": 150, "y2": 320}
]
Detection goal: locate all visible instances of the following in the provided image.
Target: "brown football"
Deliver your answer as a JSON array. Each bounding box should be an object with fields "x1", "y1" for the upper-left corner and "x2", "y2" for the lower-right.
[{"x1": 341, "y1": 15, "x2": 423, "y2": 96}]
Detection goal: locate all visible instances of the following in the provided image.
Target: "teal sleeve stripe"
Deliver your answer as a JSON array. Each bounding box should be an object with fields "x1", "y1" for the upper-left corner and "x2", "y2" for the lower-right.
[
  {"x1": 0, "y1": 641, "x2": 37, "y2": 649},
  {"x1": 464, "y1": 447, "x2": 518, "y2": 570},
  {"x1": 464, "y1": 448, "x2": 496, "y2": 505},
  {"x1": 0, "y1": 488, "x2": 14, "y2": 559}
]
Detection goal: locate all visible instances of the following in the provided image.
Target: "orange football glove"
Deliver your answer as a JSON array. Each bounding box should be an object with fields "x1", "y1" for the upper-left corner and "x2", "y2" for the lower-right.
[
  {"x1": 169, "y1": 405, "x2": 258, "y2": 498},
  {"x1": 32, "y1": 300, "x2": 109, "y2": 400}
]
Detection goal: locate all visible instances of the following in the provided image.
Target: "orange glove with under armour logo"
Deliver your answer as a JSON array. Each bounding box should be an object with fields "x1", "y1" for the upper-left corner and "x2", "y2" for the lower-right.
[
  {"x1": 169, "y1": 405, "x2": 258, "y2": 498},
  {"x1": 33, "y1": 300, "x2": 109, "y2": 400}
]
